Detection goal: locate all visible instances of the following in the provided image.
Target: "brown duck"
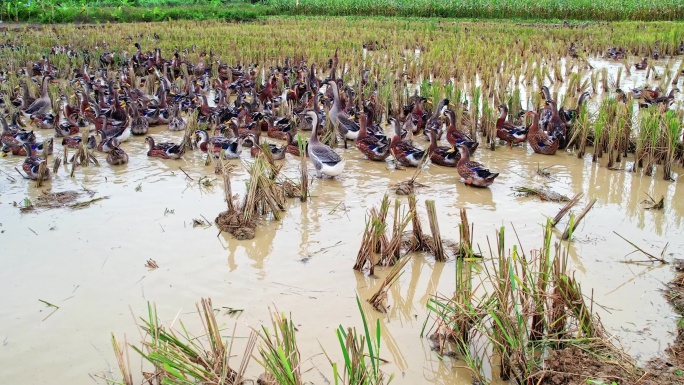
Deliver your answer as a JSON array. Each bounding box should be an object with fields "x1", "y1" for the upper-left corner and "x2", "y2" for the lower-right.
[{"x1": 525, "y1": 110, "x2": 558, "y2": 155}]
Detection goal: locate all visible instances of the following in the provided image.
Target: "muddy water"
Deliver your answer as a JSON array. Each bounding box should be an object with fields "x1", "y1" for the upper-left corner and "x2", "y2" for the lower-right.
[{"x1": 1, "y1": 73, "x2": 684, "y2": 385}]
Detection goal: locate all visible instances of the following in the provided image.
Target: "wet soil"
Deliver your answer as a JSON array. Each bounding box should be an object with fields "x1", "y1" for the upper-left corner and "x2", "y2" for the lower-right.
[{"x1": 537, "y1": 347, "x2": 640, "y2": 385}]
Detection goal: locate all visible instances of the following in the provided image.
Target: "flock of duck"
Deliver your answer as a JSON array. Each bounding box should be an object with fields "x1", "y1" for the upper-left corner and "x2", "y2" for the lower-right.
[{"x1": 0, "y1": 43, "x2": 680, "y2": 188}]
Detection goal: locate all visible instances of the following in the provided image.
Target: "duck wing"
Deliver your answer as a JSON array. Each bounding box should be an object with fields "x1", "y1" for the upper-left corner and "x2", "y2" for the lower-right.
[
  {"x1": 310, "y1": 144, "x2": 341, "y2": 165},
  {"x1": 24, "y1": 99, "x2": 49, "y2": 115},
  {"x1": 534, "y1": 131, "x2": 555, "y2": 147},
  {"x1": 434, "y1": 146, "x2": 457, "y2": 159},
  {"x1": 156, "y1": 142, "x2": 179, "y2": 151},
  {"x1": 359, "y1": 137, "x2": 389, "y2": 153},
  {"x1": 464, "y1": 160, "x2": 496, "y2": 178},
  {"x1": 337, "y1": 114, "x2": 360, "y2": 133}
]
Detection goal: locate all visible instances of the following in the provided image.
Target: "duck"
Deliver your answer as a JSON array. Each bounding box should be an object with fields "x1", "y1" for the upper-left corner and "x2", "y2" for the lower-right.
[
  {"x1": 8, "y1": 112, "x2": 26, "y2": 131},
  {"x1": 355, "y1": 113, "x2": 390, "y2": 161},
  {"x1": 496, "y1": 105, "x2": 528, "y2": 146},
  {"x1": 22, "y1": 75, "x2": 52, "y2": 117},
  {"x1": 616, "y1": 88, "x2": 628, "y2": 103},
  {"x1": 539, "y1": 86, "x2": 553, "y2": 128},
  {"x1": 249, "y1": 131, "x2": 286, "y2": 160},
  {"x1": 543, "y1": 100, "x2": 568, "y2": 150},
  {"x1": 96, "y1": 130, "x2": 121, "y2": 153},
  {"x1": 145, "y1": 136, "x2": 184, "y2": 159},
  {"x1": 362, "y1": 101, "x2": 390, "y2": 143},
  {"x1": 525, "y1": 110, "x2": 558, "y2": 155},
  {"x1": 427, "y1": 129, "x2": 459, "y2": 167},
  {"x1": 559, "y1": 91, "x2": 591, "y2": 129},
  {"x1": 408, "y1": 96, "x2": 428, "y2": 132},
  {"x1": 168, "y1": 104, "x2": 187, "y2": 131},
  {"x1": 642, "y1": 87, "x2": 662, "y2": 101},
  {"x1": 606, "y1": 46, "x2": 626, "y2": 60},
  {"x1": 306, "y1": 110, "x2": 345, "y2": 178},
  {"x1": 19, "y1": 81, "x2": 36, "y2": 107},
  {"x1": 11, "y1": 139, "x2": 53, "y2": 157},
  {"x1": 635, "y1": 57, "x2": 648, "y2": 70},
  {"x1": 130, "y1": 101, "x2": 149, "y2": 135},
  {"x1": 98, "y1": 115, "x2": 132, "y2": 143},
  {"x1": 106, "y1": 145, "x2": 129, "y2": 165},
  {"x1": 30, "y1": 112, "x2": 56, "y2": 130},
  {"x1": 0, "y1": 114, "x2": 20, "y2": 145},
  {"x1": 389, "y1": 117, "x2": 426, "y2": 167},
  {"x1": 455, "y1": 144, "x2": 499, "y2": 187},
  {"x1": 285, "y1": 131, "x2": 308, "y2": 157},
  {"x1": 195, "y1": 129, "x2": 242, "y2": 159},
  {"x1": 423, "y1": 98, "x2": 449, "y2": 141},
  {"x1": 266, "y1": 115, "x2": 292, "y2": 141},
  {"x1": 62, "y1": 134, "x2": 97, "y2": 149},
  {"x1": 59, "y1": 93, "x2": 86, "y2": 127},
  {"x1": 2, "y1": 129, "x2": 36, "y2": 150},
  {"x1": 401, "y1": 116, "x2": 418, "y2": 143},
  {"x1": 20, "y1": 143, "x2": 49, "y2": 181},
  {"x1": 650, "y1": 88, "x2": 680, "y2": 106},
  {"x1": 326, "y1": 80, "x2": 359, "y2": 148},
  {"x1": 296, "y1": 93, "x2": 324, "y2": 132},
  {"x1": 54, "y1": 111, "x2": 80, "y2": 137},
  {"x1": 444, "y1": 109, "x2": 477, "y2": 151}
]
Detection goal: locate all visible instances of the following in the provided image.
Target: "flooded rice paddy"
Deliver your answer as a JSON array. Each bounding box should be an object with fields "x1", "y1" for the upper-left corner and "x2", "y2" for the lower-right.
[
  {"x1": 1, "y1": 119, "x2": 683, "y2": 384},
  {"x1": 1, "y1": 22, "x2": 684, "y2": 384}
]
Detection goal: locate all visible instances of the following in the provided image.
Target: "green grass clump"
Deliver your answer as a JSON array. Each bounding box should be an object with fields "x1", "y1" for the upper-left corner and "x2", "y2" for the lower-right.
[
  {"x1": 256, "y1": 311, "x2": 303, "y2": 385},
  {"x1": 328, "y1": 296, "x2": 393, "y2": 385}
]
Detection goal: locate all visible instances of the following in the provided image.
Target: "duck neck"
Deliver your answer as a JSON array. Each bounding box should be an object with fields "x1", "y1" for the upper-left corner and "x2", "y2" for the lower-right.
[
  {"x1": 309, "y1": 115, "x2": 320, "y2": 144},
  {"x1": 428, "y1": 132, "x2": 437, "y2": 154},
  {"x1": 218, "y1": 89, "x2": 226, "y2": 106},
  {"x1": 313, "y1": 94, "x2": 321, "y2": 112},
  {"x1": 98, "y1": 90, "x2": 107, "y2": 108},
  {"x1": 577, "y1": 93, "x2": 588, "y2": 109},
  {"x1": 41, "y1": 77, "x2": 49, "y2": 98},
  {"x1": 330, "y1": 82, "x2": 341, "y2": 110},
  {"x1": 198, "y1": 131, "x2": 208, "y2": 146},
  {"x1": 22, "y1": 82, "x2": 31, "y2": 100},
  {"x1": 358, "y1": 116, "x2": 368, "y2": 138},
  {"x1": 549, "y1": 101, "x2": 559, "y2": 117},
  {"x1": 0, "y1": 116, "x2": 8, "y2": 133},
  {"x1": 529, "y1": 113, "x2": 540, "y2": 134},
  {"x1": 159, "y1": 89, "x2": 167, "y2": 108},
  {"x1": 433, "y1": 100, "x2": 444, "y2": 119},
  {"x1": 497, "y1": 107, "x2": 507, "y2": 126},
  {"x1": 446, "y1": 111, "x2": 457, "y2": 133},
  {"x1": 12, "y1": 112, "x2": 21, "y2": 127},
  {"x1": 390, "y1": 121, "x2": 402, "y2": 145}
]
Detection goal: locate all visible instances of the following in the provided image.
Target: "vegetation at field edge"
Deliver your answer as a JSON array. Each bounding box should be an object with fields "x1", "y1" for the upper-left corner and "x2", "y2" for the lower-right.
[{"x1": 1, "y1": 0, "x2": 683, "y2": 24}]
